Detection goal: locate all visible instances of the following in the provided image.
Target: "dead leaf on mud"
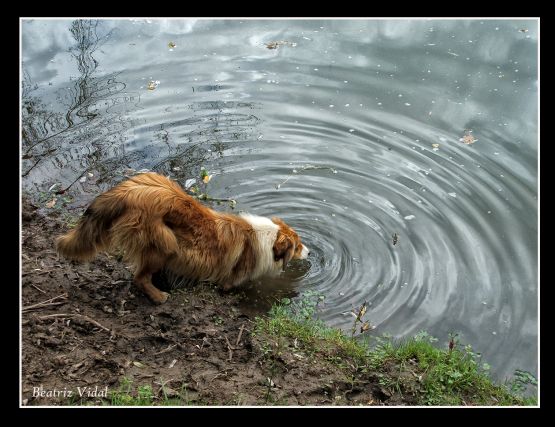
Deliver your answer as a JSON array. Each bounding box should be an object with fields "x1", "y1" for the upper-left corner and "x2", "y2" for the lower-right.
[
  {"x1": 132, "y1": 361, "x2": 146, "y2": 368},
  {"x1": 45, "y1": 198, "x2": 57, "y2": 209}
]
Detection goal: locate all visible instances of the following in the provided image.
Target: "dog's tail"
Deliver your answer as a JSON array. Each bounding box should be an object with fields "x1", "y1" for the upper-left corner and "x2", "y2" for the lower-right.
[{"x1": 56, "y1": 194, "x2": 126, "y2": 262}]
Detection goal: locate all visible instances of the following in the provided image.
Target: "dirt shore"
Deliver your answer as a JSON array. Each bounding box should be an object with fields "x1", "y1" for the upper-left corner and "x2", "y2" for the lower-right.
[{"x1": 21, "y1": 198, "x2": 399, "y2": 406}]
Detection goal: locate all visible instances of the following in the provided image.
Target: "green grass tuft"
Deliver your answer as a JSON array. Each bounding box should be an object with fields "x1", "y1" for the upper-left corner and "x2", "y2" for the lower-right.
[{"x1": 254, "y1": 297, "x2": 537, "y2": 406}]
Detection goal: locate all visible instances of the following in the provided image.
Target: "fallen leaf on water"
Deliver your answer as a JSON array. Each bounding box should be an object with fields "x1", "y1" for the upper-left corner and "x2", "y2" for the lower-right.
[
  {"x1": 432, "y1": 143, "x2": 440, "y2": 151},
  {"x1": 392, "y1": 232, "x2": 399, "y2": 246},
  {"x1": 264, "y1": 40, "x2": 296, "y2": 49},
  {"x1": 168, "y1": 41, "x2": 176, "y2": 48},
  {"x1": 202, "y1": 174, "x2": 212, "y2": 184},
  {"x1": 360, "y1": 322, "x2": 371, "y2": 333},
  {"x1": 45, "y1": 198, "x2": 57, "y2": 209},
  {"x1": 459, "y1": 130, "x2": 478, "y2": 145},
  {"x1": 519, "y1": 28, "x2": 528, "y2": 33},
  {"x1": 147, "y1": 80, "x2": 160, "y2": 90}
]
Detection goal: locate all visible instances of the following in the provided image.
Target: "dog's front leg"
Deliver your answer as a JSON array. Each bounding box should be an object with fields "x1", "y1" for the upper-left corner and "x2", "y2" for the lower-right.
[{"x1": 133, "y1": 253, "x2": 170, "y2": 305}]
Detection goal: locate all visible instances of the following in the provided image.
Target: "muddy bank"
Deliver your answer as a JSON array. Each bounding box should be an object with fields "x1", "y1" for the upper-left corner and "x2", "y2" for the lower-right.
[{"x1": 21, "y1": 197, "x2": 401, "y2": 406}]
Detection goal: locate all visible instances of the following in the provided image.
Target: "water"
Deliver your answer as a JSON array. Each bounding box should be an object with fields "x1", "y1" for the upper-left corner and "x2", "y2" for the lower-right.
[{"x1": 21, "y1": 19, "x2": 538, "y2": 382}]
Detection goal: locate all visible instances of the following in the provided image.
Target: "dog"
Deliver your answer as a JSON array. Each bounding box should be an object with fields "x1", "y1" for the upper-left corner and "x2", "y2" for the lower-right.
[{"x1": 56, "y1": 172, "x2": 310, "y2": 304}]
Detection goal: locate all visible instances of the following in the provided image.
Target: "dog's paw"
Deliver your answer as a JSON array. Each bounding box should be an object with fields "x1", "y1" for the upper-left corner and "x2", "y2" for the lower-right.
[
  {"x1": 152, "y1": 291, "x2": 170, "y2": 305},
  {"x1": 221, "y1": 282, "x2": 234, "y2": 292}
]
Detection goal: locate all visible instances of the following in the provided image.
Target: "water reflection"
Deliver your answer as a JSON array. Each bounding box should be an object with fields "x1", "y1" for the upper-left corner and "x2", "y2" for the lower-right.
[{"x1": 21, "y1": 19, "x2": 537, "y2": 382}]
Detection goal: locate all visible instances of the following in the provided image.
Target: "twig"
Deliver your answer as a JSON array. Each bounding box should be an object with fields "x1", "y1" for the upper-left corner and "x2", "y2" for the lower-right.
[
  {"x1": 22, "y1": 301, "x2": 66, "y2": 312},
  {"x1": 23, "y1": 269, "x2": 55, "y2": 276},
  {"x1": 224, "y1": 335, "x2": 233, "y2": 362},
  {"x1": 22, "y1": 294, "x2": 68, "y2": 312},
  {"x1": 36, "y1": 313, "x2": 110, "y2": 332},
  {"x1": 154, "y1": 378, "x2": 175, "y2": 396},
  {"x1": 55, "y1": 166, "x2": 95, "y2": 195},
  {"x1": 210, "y1": 369, "x2": 231, "y2": 382},
  {"x1": 193, "y1": 194, "x2": 237, "y2": 207},
  {"x1": 30, "y1": 284, "x2": 47, "y2": 294},
  {"x1": 235, "y1": 323, "x2": 246, "y2": 347},
  {"x1": 22, "y1": 157, "x2": 43, "y2": 178},
  {"x1": 275, "y1": 165, "x2": 337, "y2": 189},
  {"x1": 153, "y1": 344, "x2": 178, "y2": 356}
]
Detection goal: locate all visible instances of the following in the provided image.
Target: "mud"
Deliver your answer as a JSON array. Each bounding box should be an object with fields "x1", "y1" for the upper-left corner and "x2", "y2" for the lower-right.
[{"x1": 21, "y1": 198, "x2": 406, "y2": 406}]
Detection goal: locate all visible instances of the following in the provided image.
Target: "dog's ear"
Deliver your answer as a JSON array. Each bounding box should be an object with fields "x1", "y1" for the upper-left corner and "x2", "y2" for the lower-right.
[{"x1": 273, "y1": 232, "x2": 295, "y2": 270}]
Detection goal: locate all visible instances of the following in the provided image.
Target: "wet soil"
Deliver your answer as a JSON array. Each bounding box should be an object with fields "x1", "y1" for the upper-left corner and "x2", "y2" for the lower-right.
[{"x1": 21, "y1": 198, "x2": 411, "y2": 406}]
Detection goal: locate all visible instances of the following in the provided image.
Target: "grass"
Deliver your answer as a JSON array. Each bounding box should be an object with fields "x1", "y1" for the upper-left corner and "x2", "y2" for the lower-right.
[
  {"x1": 254, "y1": 296, "x2": 538, "y2": 406},
  {"x1": 108, "y1": 377, "x2": 201, "y2": 406}
]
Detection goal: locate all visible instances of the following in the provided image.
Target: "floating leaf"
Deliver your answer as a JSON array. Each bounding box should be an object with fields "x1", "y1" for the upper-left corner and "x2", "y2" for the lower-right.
[
  {"x1": 264, "y1": 40, "x2": 296, "y2": 50},
  {"x1": 45, "y1": 198, "x2": 57, "y2": 209},
  {"x1": 168, "y1": 41, "x2": 176, "y2": 48},
  {"x1": 147, "y1": 80, "x2": 160, "y2": 90},
  {"x1": 459, "y1": 130, "x2": 478, "y2": 145},
  {"x1": 432, "y1": 143, "x2": 440, "y2": 151},
  {"x1": 392, "y1": 232, "x2": 399, "y2": 246},
  {"x1": 202, "y1": 174, "x2": 212, "y2": 184},
  {"x1": 360, "y1": 322, "x2": 371, "y2": 333}
]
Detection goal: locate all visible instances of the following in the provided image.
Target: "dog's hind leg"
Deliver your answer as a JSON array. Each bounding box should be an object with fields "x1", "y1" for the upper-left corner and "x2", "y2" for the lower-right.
[{"x1": 133, "y1": 250, "x2": 170, "y2": 305}]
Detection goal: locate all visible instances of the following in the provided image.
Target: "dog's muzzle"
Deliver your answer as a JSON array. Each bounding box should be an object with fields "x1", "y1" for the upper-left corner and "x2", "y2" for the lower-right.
[{"x1": 300, "y1": 245, "x2": 310, "y2": 259}]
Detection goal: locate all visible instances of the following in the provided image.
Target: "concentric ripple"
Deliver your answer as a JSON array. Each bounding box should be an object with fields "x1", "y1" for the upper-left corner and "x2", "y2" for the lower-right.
[{"x1": 21, "y1": 19, "x2": 537, "y2": 381}]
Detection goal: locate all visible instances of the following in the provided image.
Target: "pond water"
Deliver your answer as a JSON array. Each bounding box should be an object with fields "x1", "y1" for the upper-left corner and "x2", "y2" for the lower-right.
[{"x1": 21, "y1": 18, "x2": 538, "y2": 382}]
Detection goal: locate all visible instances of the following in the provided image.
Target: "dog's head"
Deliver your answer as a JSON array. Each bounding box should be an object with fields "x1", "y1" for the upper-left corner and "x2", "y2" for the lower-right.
[{"x1": 271, "y1": 217, "x2": 310, "y2": 270}]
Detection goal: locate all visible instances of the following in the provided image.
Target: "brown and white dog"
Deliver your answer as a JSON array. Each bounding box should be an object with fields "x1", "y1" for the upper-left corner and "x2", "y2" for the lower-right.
[{"x1": 56, "y1": 172, "x2": 309, "y2": 304}]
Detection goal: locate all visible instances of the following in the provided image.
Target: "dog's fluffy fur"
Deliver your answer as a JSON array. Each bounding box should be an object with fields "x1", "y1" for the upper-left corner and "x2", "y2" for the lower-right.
[{"x1": 56, "y1": 172, "x2": 309, "y2": 304}]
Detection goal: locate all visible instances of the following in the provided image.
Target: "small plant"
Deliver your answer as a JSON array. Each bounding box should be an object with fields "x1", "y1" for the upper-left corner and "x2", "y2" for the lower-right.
[
  {"x1": 509, "y1": 369, "x2": 538, "y2": 395},
  {"x1": 350, "y1": 301, "x2": 374, "y2": 337},
  {"x1": 275, "y1": 290, "x2": 325, "y2": 322},
  {"x1": 448, "y1": 332, "x2": 459, "y2": 355}
]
